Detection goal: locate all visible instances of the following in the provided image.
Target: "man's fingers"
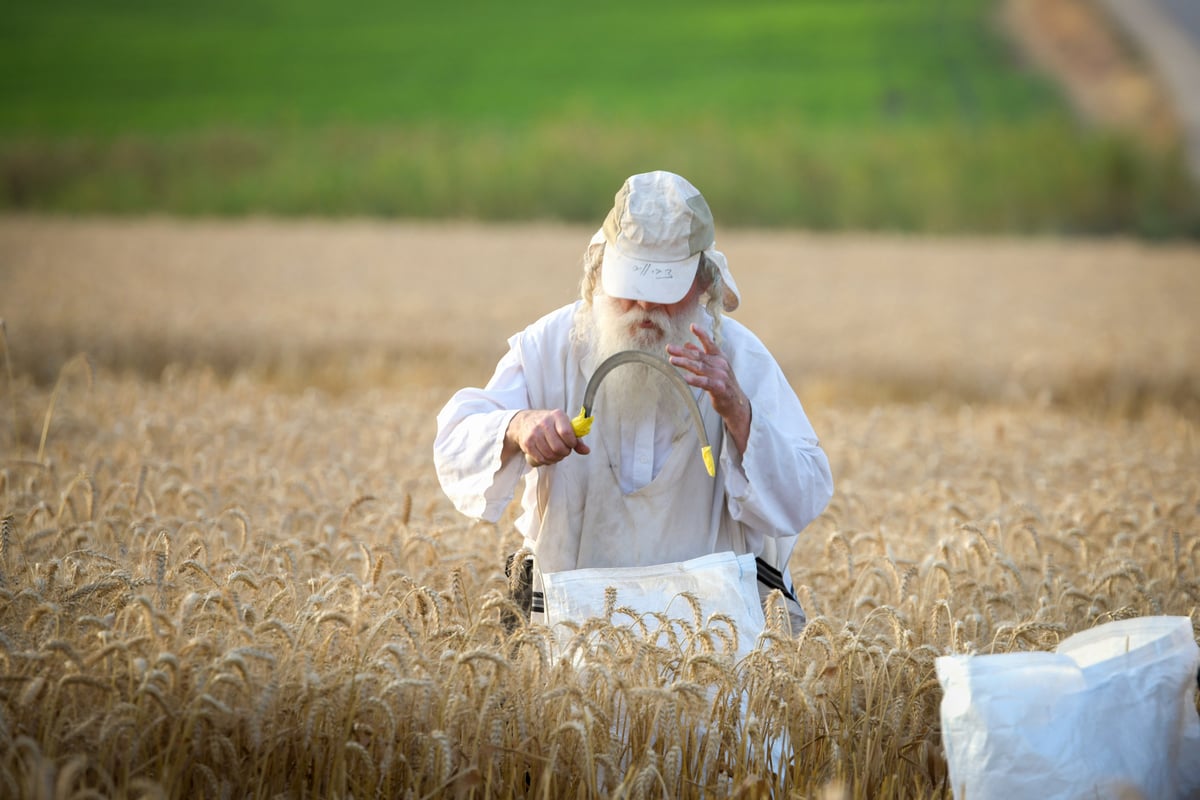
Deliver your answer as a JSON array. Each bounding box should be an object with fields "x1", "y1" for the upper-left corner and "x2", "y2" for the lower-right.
[
  {"x1": 553, "y1": 412, "x2": 580, "y2": 443},
  {"x1": 521, "y1": 409, "x2": 588, "y2": 467},
  {"x1": 538, "y1": 430, "x2": 572, "y2": 462},
  {"x1": 667, "y1": 352, "x2": 697, "y2": 374},
  {"x1": 667, "y1": 334, "x2": 745, "y2": 416},
  {"x1": 667, "y1": 343, "x2": 708, "y2": 374},
  {"x1": 690, "y1": 323, "x2": 721, "y2": 355}
]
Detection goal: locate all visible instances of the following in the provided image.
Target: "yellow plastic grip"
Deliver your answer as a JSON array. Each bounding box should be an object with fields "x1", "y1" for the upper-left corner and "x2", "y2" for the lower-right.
[
  {"x1": 571, "y1": 407, "x2": 593, "y2": 438},
  {"x1": 701, "y1": 445, "x2": 715, "y2": 477}
]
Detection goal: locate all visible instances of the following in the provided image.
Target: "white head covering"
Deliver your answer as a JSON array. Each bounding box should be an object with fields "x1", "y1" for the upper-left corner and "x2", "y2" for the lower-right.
[{"x1": 588, "y1": 171, "x2": 740, "y2": 311}]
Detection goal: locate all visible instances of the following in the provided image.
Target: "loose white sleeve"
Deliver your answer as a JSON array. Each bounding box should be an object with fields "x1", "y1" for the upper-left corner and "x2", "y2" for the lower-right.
[
  {"x1": 433, "y1": 347, "x2": 530, "y2": 522},
  {"x1": 433, "y1": 303, "x2": 579, "y2": 524},
  {"x1": 716, "y1": 322, "x2": 834, "y2": 539}
]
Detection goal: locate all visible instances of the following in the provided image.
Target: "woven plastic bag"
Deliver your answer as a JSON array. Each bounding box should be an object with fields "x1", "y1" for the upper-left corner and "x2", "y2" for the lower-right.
[
  {"x1": 541, "y1": 550, "x2": 766, "y2": 661},
  {"x1": 936, "y1": 616, "x2": 1200, "y2": 800},
  {"x1": 541, "y1": 552, "x2": 782, "y2": 780}
]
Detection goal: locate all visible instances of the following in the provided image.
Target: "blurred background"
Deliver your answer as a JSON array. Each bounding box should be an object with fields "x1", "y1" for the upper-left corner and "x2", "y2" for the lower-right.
[
  {"x1": 2, "y1": 0, "x2": 1199, "y2": 237},
  {"x1": 2, "y1": 0, "x2": 1199, "y2": 422}
]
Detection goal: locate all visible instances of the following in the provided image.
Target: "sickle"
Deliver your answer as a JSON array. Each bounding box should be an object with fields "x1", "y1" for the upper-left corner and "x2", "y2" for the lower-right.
[{"x1": 570, "y1": 350, "x2": 715, "y2": 477}]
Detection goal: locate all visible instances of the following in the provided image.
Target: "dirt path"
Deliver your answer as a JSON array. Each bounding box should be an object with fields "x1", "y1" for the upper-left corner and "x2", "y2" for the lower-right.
[
  {"x1": 1096, "y1": 0, "x2": 1200, "y2": 176},
  {"x1": 1003, "y1": 0, "x2": 1176, "y2": 147},
  {"x1": 1004, "y1": 0, "x2": 1200, "y2": 177}
]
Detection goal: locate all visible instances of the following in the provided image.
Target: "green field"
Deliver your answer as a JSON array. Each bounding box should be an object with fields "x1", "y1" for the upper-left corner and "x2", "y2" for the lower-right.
[
  {"x1": 2, "y1": 0, "x2": 1198, "y2": 234},
  {"x1": 0, "y1": 1, "x2": 1065, "y2": 133}
]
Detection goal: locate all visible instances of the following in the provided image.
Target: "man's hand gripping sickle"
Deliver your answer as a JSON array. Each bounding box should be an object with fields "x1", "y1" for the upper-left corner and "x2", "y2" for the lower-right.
[
  {"x1": 503, "y1": 347, "x2": 720, "y2": 473},
  {"x1": 503, "y1": 409, "x2": 590, "y2": 468}
]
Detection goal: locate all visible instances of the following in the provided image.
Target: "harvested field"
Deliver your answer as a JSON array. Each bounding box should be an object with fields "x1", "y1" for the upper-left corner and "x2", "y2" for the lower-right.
[{"x1": 0, "y1": 217, "x2": 1197, "y2": 797}]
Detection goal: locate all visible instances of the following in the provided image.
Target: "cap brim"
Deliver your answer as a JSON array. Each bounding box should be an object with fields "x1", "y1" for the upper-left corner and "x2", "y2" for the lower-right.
[{"x1": 600, "y1": 246, "x2": 700, "y2": 305}]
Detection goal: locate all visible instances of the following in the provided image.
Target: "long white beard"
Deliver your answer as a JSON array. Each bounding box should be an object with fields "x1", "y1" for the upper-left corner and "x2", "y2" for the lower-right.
[{"x1": 581, "y1": 294, "x2": 703, "y2": 424}]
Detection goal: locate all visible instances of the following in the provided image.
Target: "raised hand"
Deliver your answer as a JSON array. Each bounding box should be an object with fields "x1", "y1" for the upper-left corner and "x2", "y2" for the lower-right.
[{"x1": 666, "y1": 323, "x2": 751, "y2": 455}]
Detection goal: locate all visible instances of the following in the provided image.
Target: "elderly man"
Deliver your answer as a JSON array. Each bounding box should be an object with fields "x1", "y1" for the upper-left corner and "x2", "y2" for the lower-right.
[{"x1": 434, "y1": 170, "x2": 833, "y2": 633}]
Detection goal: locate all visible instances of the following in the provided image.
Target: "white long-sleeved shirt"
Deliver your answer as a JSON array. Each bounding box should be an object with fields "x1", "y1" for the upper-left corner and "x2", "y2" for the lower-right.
[{"x1": 434, "y1": 302, "x2": 833, "y2": 583}]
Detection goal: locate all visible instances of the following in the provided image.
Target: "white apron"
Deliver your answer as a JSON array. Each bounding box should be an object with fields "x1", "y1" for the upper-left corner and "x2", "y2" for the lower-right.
[
  {"x1": 532, "y1": 382, "x2": 740, "y2": 574},
  {"x1": 514, "y1": 339, "x2": 808, "y2": 634}
]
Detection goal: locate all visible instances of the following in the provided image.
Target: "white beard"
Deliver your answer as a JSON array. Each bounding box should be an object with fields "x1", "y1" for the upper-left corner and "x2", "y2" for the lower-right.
[{"x1": 578, "y1": 294, "x2": 703, "y2": 425}]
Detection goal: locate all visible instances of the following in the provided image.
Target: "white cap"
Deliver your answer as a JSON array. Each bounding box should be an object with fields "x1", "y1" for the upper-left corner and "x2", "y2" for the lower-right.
[{"x1": 598, "y1": 171, "x2": 740, "y2": 311}]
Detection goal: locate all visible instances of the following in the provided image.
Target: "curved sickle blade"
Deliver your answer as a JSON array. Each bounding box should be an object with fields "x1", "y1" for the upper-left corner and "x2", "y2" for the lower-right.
[{"x1": 570, "y1": 350, "x2": 715, "y2": 477}]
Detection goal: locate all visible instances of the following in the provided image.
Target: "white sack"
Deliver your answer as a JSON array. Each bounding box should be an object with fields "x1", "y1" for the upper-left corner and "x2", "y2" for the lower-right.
[
  {"x1": 541, "y1": 550, "x2": 766, "y2": 661},
  {"x1": 936, "y1": 615, "x2": 1200, "y2": 800}
]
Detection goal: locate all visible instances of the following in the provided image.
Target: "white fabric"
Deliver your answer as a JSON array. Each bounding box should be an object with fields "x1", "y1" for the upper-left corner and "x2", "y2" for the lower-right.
[
  {"x1": 434, "y1": 301, "x2": 833, "y2": 596},
  {"x1": 541, "y1": 551, "x2": 766, "y2": 661},
  {"x1": 935, "y1": 616, "x2": 1200, "y2": 800},
  {"x1": 702, "y1": 245, "x2": 741, "y2": 312},
  {"x1": 544, "y1": 552, "x2": 783, "y2": 778},
  {"x1": 544, "y1": 358, "x2": 722, "y2": 570}
]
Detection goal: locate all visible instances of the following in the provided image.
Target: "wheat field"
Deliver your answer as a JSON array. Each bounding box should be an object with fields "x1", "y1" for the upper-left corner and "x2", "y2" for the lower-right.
[{"x1": 0, "y1": 217, "x2": 1197, "y2": 798}]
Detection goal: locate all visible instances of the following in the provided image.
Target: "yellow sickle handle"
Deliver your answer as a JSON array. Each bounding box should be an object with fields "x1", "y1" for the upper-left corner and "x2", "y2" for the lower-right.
[
  {"x1": 570, "y1": 407, "x2": 593, "y2": 438},
  {"x1": 701, "y1": 445, "x2": 715, "y2": 477}
]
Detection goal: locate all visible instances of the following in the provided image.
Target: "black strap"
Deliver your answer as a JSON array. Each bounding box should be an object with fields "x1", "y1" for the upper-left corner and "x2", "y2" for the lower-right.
[
  {"x1": 506, "y1": 553, "x2": 796, "y2": 620},
  {"x1": 755, "y1": 557, "x2": 798, "y2": 602}
]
